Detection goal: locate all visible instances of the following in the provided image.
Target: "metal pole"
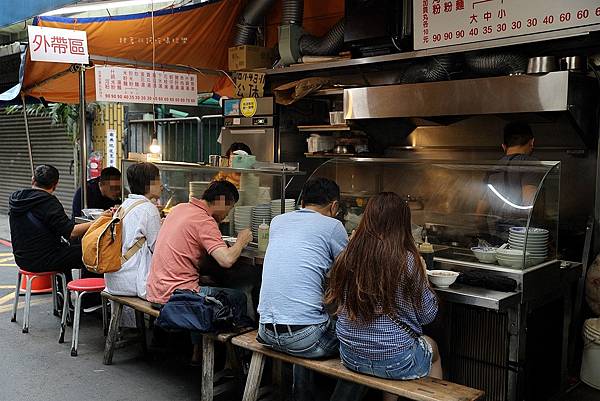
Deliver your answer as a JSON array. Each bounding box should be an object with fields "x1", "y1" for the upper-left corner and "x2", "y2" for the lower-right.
[
  {"x1": 21, "y1": 95, "x2": 34, "y2": 176},
  {"x1": 79, "y1": 65, "x2": 88, "y2": 209}
]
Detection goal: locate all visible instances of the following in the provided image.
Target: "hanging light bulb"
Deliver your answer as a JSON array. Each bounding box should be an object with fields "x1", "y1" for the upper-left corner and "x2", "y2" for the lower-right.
[{"x1": 149, "y1": 138, "x2": 161, "y2": 154}]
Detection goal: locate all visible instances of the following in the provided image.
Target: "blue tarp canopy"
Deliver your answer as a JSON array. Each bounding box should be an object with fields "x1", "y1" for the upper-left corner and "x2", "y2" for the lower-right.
[{"x1": 0, "y1": 0, "x2": 78, "y2": 28}]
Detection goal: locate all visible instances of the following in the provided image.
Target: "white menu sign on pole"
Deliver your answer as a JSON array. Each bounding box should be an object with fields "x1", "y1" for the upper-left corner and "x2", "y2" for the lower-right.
[
  {"x1": 28, "y1": 25, "x2": 89, "y2": 64},
  {"x1": 94, "y1": 66, "x2": 197, "y2": 106},
  {"x1": 414, "y1": 0, "x2": 600, "y2": 50},
  {"x1": 106, "y1": 129, "x2": 118, "y2": 168}
]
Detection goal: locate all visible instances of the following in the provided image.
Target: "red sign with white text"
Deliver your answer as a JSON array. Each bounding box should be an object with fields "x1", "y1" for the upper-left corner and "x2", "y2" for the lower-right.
[
  {"x1": 414, "y1": 0, "x2": 600, "y2": 50},
  {"x1": 28, "y1": 25, "x2": 89, "y2": 64}
]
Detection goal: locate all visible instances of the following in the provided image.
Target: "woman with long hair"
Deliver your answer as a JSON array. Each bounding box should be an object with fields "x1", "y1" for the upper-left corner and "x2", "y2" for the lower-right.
[{"x1": 326, "y1": 192, "x2": 441, "y2": 399}]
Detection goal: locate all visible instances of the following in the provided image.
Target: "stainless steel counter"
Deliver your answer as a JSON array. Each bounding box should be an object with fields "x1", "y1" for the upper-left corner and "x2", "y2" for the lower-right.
[{"x1": 435, "y1": 283, "x2": 520, "y2": 311}]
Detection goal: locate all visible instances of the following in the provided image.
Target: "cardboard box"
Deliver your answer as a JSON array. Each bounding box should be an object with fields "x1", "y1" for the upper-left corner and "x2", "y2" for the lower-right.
[{"x1": 228, "y1": 45, "x2": 272, "y2": 71}]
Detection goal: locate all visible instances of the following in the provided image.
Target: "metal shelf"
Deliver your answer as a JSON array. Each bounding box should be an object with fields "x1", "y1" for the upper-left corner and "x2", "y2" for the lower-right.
[
  {"x1": 297, "y1": 124, "x2": 350, "y2": 132},
  {"x1": 266, "y1": 24, "x2": 600, "y2": 76},
  {"x1": 125, "y1": 160, "x2": 306, "y2": 176}
]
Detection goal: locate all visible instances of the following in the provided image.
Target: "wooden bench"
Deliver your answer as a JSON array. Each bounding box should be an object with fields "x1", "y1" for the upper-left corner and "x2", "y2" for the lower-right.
[
  {"x1": 101, "y1": 291, "x2": 252, "y2": 401},
  {"x1": 232, "y1": 330, "x2": 485, "y2": 401}
]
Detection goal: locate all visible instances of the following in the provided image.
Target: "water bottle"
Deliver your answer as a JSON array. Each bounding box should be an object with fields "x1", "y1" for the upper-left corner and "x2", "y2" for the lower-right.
[{"x1": 258, "y1": 219, "x2": 269, "y2": 252}]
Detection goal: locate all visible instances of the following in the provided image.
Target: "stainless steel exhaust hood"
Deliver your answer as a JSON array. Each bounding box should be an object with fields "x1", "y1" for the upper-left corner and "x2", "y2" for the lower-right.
[{"x1": 344, "y1": 71, "x2": 598, "y2": 145}]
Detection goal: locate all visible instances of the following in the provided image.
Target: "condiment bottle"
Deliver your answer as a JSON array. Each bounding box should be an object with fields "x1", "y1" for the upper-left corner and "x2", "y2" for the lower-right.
[
  {"x1": 258, "y1": 219, "x2": 269, "y2": 252},
  {"x1": 419, "y1": 237, "x2": 435, "y2": 270}
]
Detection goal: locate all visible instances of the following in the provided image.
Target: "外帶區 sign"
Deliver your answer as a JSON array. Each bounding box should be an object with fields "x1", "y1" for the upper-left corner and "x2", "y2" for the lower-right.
[
  {"x1": 414, "y1": 0, "x2": 600, "y2": 50},
  {"x1": 94, "y1": 66, "x2": 198, "y2": 106},
  {"x1": 28, "y1": 25, "x2": 89, "y2": 64}
]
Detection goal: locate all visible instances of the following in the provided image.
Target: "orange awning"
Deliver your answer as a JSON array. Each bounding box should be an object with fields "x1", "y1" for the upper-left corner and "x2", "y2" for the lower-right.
[{"x1": 23, "y1": 0, "x2": 242, "y2": 103}]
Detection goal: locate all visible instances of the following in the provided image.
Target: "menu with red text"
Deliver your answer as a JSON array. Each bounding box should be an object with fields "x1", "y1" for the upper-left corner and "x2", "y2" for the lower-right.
[
  {"x1": 414, "y1": 0, "x2": 600, "y2": 50},
  {"x1": 94, "y1": 66, "x2": 197, "y2": 106}
]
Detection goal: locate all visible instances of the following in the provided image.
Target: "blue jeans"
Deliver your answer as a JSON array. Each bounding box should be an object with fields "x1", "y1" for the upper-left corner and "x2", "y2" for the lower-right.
[
  {"x1": 328, "y1": 338, "x2": 433, "y2": 401},
  {"x1": 258, "y1": 319, "x2": 339, "y2": 401},
  {"x1": 189, "y1": 286, "x2": 248, "y2": 345},
  {"x1": 339, "y1": 337, "x2": 433, "y2": 380}
]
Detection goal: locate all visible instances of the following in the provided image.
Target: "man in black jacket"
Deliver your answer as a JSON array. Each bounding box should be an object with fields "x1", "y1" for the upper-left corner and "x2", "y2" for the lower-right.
[
  {"x1": 9, "y1": 165, "x2": 92, "y2": 280},
  {"x1": 72, "y1": 166, "x2": 121, "y2": 218}
]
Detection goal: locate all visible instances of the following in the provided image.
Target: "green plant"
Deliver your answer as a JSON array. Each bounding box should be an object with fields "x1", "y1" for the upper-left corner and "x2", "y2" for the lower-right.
[{"x1": 5, "y1": 102, "x2": 100, "y2": 142}]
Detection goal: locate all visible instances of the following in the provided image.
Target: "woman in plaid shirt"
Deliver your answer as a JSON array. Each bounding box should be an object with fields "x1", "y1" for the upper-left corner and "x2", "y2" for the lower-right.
[{"x1": 327, "y1": 192, "x2": 442, "y2": 400}]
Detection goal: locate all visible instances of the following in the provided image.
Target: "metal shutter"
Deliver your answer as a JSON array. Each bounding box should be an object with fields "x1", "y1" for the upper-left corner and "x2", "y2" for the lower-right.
[{"x1": 0, "y1": 108, "x2": 75, "y2": 215}]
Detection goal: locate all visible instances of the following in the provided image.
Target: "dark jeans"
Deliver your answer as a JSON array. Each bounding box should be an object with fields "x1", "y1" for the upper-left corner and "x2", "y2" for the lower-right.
[
  {"x1": 22, "y1": 244, "x2": 85, "y2": 283},
  {"x1": 45, "y1": 244, "x2": 101, "y2": 308},
  {"x1": 189, "y1": 286, "x2": 249, "y2": 344},
  {"x1": 258, "y1": 319, "x2": 341, "y2": 401}
]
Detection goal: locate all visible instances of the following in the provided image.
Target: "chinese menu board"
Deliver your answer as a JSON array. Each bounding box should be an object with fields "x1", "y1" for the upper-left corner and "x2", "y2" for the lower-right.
[
  {"x1": 94, "y1": 66, "x2": 197, "y2": 106},
  {"x1": 28, "y1": 25, "x2": 89, "y2": 64},
  {"x1": 414, "y1": 0, "x2": 600, "y2": 50}
]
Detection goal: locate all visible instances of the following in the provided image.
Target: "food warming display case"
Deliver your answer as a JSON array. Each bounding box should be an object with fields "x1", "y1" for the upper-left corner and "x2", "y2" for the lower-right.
[
  {"x1": 121, "y1": 159, "x2": 305, "y2": 264},
  {"x1": 309, "y1": 157, "x2": 580, "y2": 401}
]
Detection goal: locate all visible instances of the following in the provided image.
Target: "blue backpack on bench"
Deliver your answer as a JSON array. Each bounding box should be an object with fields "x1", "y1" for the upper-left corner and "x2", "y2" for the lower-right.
[{"x1": 156, "y1": 289, "x2": 250, "y2": 333}]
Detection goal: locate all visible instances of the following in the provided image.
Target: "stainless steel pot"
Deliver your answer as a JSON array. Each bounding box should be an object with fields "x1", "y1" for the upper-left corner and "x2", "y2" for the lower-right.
[
  {"x1": 333, "y1": 144, "x2": 355, "y2": 154},
  {"x1": 559, "y1": 56, "x2": 587, "y2": 72},
  {"x1": 527, "y1": 56, "x2": 557, "y2": 74}
]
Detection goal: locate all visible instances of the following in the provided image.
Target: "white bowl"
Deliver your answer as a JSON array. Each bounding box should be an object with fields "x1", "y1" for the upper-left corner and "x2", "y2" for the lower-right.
[
  {"x1": 509, "y1": 227, "x2": 549, "y2": 235},
  {"x1": 496, "y1": 248, "x2": 530, "y2": 257},
  {"x1": 497, "y1": 258, "x2": 528, "y2": 269},
  {"x1": 82, "y1": 208, "x2": 103, "y2": 218},
  {"x1": 471, "y1": 247, "x2": 497, "y2": 263},
  {"x1": 427, "y1": 270, "x2": 459, "y2": 288},
  {"x1": 89, "y1": 211, "x2": 105, "y2": 220}
]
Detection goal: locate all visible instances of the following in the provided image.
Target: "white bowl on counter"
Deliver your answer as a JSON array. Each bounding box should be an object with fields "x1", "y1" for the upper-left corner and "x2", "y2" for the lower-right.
[
  {"x1": 89, "y1": 211, "x2": 105, "y2": 220},
  {"x1": 427, "y1": 270, "x2": 459, "y2": 288},
  {"x1": 471, "y1": 247, "x2": 497, "y2": 263},
  {"x1": 496, "y1": 248, "x2": 532, "y2": 268},
  {"x1": 82, "y1": 208, "x2": 103, "y2": 218}
]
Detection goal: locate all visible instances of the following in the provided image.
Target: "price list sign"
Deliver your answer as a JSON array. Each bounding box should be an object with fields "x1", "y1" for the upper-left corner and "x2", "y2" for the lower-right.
[
  {"x1": 95, "y1": 66, "x2": 197, "y2": 106},
  {"x1": 415, "y1": 0, "x2": 600, "y2": 50}
]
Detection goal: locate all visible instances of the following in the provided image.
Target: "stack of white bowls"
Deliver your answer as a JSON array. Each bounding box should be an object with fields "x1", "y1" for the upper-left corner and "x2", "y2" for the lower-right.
[
  {"x1": 234, "y1": 206, "x2": 253, "y2": 235},
  {"x1": 508, "y1": 227, "x2": 548, "y2": 265},
  {"x1": 240, "y1": 173, "x2": 260, "y2": 205},
  {"x1": 495, "y1": 248, "x2": 532, "y2": 269},
  {"x1": 257, "y1": 187, "x2": 272, "y2": 204},
  {"x1": 271, "y1": 199, "x2": 295, "y2": 217},
  {"x1": 251, "y1": 204, "x2": 271, "y2": 241},
  {"x1": 189, "y1": 181, "x2": 210, "y2": 201}
]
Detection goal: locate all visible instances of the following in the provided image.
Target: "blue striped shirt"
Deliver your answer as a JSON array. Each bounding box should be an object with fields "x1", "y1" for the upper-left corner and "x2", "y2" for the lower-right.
[{"x1": 335, "y1": 253, "x2": 438, "y2": 360}]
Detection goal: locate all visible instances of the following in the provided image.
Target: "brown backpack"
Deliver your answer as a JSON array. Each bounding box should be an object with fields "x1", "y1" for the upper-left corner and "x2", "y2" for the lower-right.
[{"x1": 82, "y1": 199, "x2": 147, "y2": 274}]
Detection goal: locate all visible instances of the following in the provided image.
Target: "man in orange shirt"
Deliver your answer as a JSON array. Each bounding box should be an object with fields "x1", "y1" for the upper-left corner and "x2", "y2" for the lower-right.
[{"x1": 147, "y1": 180, "x2": 253, "y2": 305}]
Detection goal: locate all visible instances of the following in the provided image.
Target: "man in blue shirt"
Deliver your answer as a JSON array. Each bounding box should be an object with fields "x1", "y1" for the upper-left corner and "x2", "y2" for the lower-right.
[{"x1": 257, "y1": 177, "x2": 348, "y2": 401}]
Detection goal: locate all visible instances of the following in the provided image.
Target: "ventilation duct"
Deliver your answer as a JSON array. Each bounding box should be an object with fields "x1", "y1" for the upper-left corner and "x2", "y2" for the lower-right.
[
  {"x1": 233, "y1": 0, "x2": 277, "y2": 46},
  {"x1": 279, "y1": 0, "x2": 346, "y2": 65},
  {"x1": 465, "y1": 52, "x2": 529, "y2": 76},
  {"x1": 299, "y1": 19, "x2": 345, "y2": 57},
  {"x1": 281, "y1": 0, "x2": 303, "y2": 25}
]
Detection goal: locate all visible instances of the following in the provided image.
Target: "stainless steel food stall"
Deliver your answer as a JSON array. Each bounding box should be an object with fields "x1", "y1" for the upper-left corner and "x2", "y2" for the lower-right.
[
  {"x1": 307, "y1": 156, "x2": 578, "y2": 401},
  {"x1": 273, "y1": 69, "x2": 599, "y2": 401}
]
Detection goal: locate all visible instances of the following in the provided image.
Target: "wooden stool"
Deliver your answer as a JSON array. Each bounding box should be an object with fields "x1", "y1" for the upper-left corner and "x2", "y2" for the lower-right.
[
  {"x1": 59, "y1": 278, "x2": 106, "y2": 356},
  {"x1": 11, "y1": 268, "x2": 67, "y2": 334}
]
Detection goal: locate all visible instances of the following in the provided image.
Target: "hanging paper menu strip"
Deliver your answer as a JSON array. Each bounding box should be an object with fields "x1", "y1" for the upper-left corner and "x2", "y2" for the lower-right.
[{"x1": 94, "y1": 66, "x2": 197, "y2": 106}]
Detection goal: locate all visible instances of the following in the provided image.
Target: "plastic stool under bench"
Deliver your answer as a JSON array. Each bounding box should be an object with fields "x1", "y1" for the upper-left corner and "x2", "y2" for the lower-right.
[
  {"x1": 11, "y1": 268, "x2": 67, "y2": 334},
  {"x1": 59, "y1": 278, "x2": 106, "y2": 356}
]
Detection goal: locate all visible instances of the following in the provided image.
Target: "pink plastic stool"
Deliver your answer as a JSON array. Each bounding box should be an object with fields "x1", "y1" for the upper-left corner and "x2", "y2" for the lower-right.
[
  {"x1": 11, "y1": 268, "x2": 67, "y2": 334},
  {"x1": 59, "y1": 278, "x2": 106, "y2": 357}
]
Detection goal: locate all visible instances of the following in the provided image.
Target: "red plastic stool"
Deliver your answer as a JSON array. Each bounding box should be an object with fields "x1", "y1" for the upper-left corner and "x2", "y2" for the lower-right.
[
  {"x1": 11, "y1": 269, "x2": 67, "y2": 334},
  {"x1": 59, "y1": 278, "x2": 106, "y2": 356}
]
